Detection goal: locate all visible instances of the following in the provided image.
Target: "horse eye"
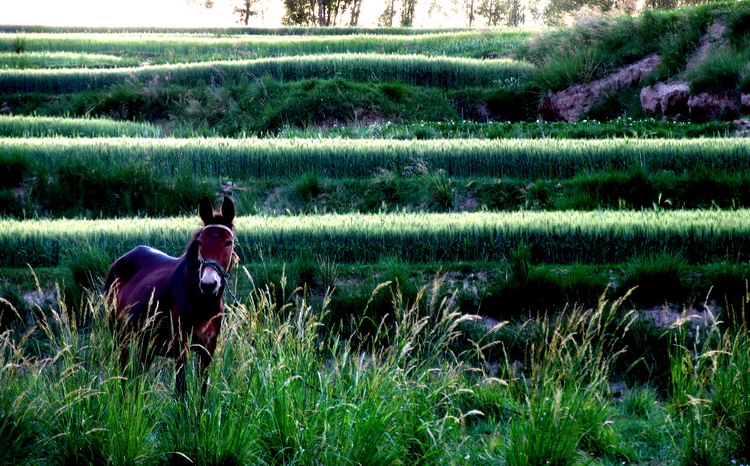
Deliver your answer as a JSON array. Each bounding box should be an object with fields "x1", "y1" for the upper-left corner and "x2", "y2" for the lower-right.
[{"x1": 225, "y1": 241, "x2": 233, "y2": 247}]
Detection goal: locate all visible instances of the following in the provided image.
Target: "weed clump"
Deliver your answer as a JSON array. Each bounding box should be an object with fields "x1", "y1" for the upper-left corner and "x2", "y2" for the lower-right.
[{"x1": 618, "y1": 252, "x2": 689, "y2": 306}]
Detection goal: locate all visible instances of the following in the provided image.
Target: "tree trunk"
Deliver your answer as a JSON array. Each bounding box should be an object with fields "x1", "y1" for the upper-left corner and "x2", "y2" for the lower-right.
[{"x1": 349, "y1": 0, "x2": 361, "y2": 25}]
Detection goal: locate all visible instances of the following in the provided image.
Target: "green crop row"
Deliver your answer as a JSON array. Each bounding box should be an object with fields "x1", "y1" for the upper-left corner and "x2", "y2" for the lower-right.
[
  {"x1": 1, "y1": 210, "x2": 747, "y2": 267},
  {"x1": 1, "y1": 30, "x2": 529, "y2": 63},
  {"x1": 0, "y1": 51, "x2": 137, "y2": 69},
  {"x1": 3, "y1": 137, "x2": 749, "y2": 180},
  {"x1": 0, "y1": 26, "x2": 480, "y2": 35},
  {"x1": 0, "y1": 115, "x2": 161, "y2": 138},
  {"x1": 0, "y1": 54, "x2": 531, "y2": 93}
]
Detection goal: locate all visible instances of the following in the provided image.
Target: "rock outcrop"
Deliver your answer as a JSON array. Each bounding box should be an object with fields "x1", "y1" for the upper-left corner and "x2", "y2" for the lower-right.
[
  {"x1": 539, "y1": 54, "x2": 661, "y2": 122},
  {"x1": 642, "y1": 87, "x2": 745, "y2": 121},
  {"x1": 537, "y1": 20, "x2": 746, "y2": 123},
  {"x1": 687, "y1": 91, "x2": 741, "y2": 121},
  {"x1": 640, "y1": 20, "x2": 747, "y2": 122},
  {"x1": 639, "y1": 82, "x2": 690, "y2": 116},
  {"x1": 734, "y1": 118, "x2": 750, "y2": 137}
]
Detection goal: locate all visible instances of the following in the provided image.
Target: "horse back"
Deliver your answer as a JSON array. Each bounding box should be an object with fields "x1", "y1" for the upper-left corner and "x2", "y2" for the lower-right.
[{"x1": 105, "y1": 246, "x2": 179, "y2": 324}]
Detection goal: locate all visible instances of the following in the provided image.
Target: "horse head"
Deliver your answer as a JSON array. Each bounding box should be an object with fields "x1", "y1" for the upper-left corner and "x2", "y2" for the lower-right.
[{"x1": 196, "y1": 196, "x2": 236, "y2": 296}]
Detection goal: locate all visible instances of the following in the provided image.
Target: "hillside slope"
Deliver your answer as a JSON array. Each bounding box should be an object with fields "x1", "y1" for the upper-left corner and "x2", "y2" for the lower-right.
[
  {"x1": 2, "y1": 4, "x2": 748, "y2": 132},
  {"x1": 521, "y1": 0, "x2": 750, "y2": 122}
]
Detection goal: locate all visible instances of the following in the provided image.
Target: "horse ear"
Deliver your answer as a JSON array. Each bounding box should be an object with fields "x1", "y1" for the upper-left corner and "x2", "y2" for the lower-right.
[
  {"x1": 199, "y1": 196, "x2": 214, "y2": 224},
  {"x1": 220, "y1": 196, "x2": 235, "y2": 225}
]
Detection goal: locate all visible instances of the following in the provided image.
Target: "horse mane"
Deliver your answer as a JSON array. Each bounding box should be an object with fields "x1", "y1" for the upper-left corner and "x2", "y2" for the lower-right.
[{"x1": 184, "y1": 230, "x2": 202, "y2": 258}]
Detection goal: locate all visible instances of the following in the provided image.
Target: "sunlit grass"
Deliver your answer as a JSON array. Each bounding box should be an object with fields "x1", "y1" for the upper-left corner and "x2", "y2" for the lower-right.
[
  {"x1": 3, "y1": 137, "x2": 749, "y2": 179},
  {"x1": 0, "y1": 115, "x2": 161, "y2": 138},
  {"x1": 0, "y1": 53, "x2": 533, "y2": 93},
  {"x1": 0, "y1": 51, "x2": 134, "y2": 69},
  {"x1": 0, "y1": 29, "x2": 531, "y2": 62},
  {"x1": 1, "y1": 209, "x2": 749, "y2": 267}
]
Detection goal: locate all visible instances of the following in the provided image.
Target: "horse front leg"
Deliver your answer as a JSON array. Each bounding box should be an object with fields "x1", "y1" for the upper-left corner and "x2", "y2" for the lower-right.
[
  {"x1": 197, "y1": 342, "x2": 215, "y2": 398},
  {"x1": 195, "y1": 315, "x2": 221, "y2": 397}
]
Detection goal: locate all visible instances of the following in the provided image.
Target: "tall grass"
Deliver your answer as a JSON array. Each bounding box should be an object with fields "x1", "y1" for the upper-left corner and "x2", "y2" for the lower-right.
[
  {"x1": 0, "y1": 115, "x2": 161, "y2": 138},
  {"x1": 668, "y1": 303, "x2": 750, "y2": 463},
  {"x1": 2, "y1": 137, "x2": 749, "y2": 180},
  {"x1": 0, "y1": 26, "x2": 481, "y2": 36},
  {"x1": 506, "y1": 297, "x2": 634, "y2": 463},
  {"x1": 0, "y1": 51, "x2": 135, "y2": 69},
  {"x1": 1, "y1": 209, "x2": 748, "y2": 267},
  {"x1": 7, "y1": 116, "x2": 732, "y2": 140},
  {"x1": 0, "y1": 274, "x2": 483, "y2": 464},
  {"x1": 0, "y1": 54, "x2": 533, "y2": 93},
  {"x1": 0, "y1": 30, "x2": 530, "y2": 61},
  {"x1": 5, "y1": 270, "x2": 750, "y2": 463}
]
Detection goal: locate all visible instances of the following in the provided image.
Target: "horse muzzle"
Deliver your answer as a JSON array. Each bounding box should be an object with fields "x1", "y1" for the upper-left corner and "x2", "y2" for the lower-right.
[{"x1": 200, "y1": 266, "x2": 223, "y2": 296}]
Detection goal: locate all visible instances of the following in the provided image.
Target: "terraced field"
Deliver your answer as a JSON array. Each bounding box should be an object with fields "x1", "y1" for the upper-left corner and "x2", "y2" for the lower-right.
[{"x1": 2, "y1": 13, "x2": 750, "y2": 464}]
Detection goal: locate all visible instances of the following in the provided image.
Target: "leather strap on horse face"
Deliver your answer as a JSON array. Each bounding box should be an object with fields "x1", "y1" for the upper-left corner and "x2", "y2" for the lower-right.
[
  {"x1": 198, "y1": 224, "x2": 237, "y2": 302},
  {"x1": 199, "y1": 256, "x2": 231, "y2": 281}
]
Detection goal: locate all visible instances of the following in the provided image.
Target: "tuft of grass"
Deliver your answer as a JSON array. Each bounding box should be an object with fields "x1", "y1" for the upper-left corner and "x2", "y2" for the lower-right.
[
  {"x1": 484, "y1": 85, "x2": 537, "y2": 122},
  {"x1": 0, "y1": 326, "x2": 44, "y2": 464},
  {"x1": 668, "y1": 312, "x2": 750, "y2": 464},
  {"x1": 64, "y1": 245, "x2": 111, "y2": 292},
  {"x1": 291, "y1": 172, "x2": 322, "y2": 204},
  {"x1": 569, "y1": 167, "x2": 658, "y2": 210},
  {"x1": 0, "y1": 285, "x2": 25, "y2": 330},
  {"x1": 726, "y1": 6, "x2": 750, "y2": 48},
  {"x1": 505, "y1": 297, "x2": 634, "y2": 464},
  {"x1": 10, "y1": 36, "x2": 26, "y2": 54},
  {"x1": 287, "y1": 254, "x2": 319, "y2": 290},
  {"x1": 62, "y1": 246, "x2": 113, "y2": 322},
  {"x1": 529, "y1": 48, "x2": 602, "y2": 93},
  {"x1": 686, "y1": 48, "x2": 749, "y2": 95},
  {"x1": 621, "y1": 385, "x2": 660, "y2": 419},
  {"x1": 482, "y1": 244, "x2": 608, "y2": 319},
  {"x1": 379, "y1": 82, "x2": 409, "y2": 102},
  {"x1": 421, "y1": 168, "x2": 455, "y2": 211},
  {"x1": 649, "y1": 17, "x2": 704, "y2": 82},
  {"x1": 702, "y1": 262, "x2": 750, "y2": 325},
  {"x1": 618, "y1": 252, "x2": 689, "y2": 306},
  {"x1": 363, "y1": 168, "x2": 409, "y2": 211},
  {"x1": 584, "y1": 87, "x2": 645, "y2": 121},
  {"x1": 316, "y1": 255, "x2": 338, "y2": 291}
]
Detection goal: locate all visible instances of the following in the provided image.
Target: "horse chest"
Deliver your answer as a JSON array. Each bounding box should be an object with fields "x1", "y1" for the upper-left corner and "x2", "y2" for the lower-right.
[{"x1": 193, "y1": 317, "x2": 220, "y2": 343}]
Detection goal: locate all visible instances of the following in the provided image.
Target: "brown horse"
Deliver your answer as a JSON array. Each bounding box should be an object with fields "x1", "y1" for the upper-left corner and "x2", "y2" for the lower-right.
[{"x1": 105, "y1": 196, "x2": 235, "y2": 394}]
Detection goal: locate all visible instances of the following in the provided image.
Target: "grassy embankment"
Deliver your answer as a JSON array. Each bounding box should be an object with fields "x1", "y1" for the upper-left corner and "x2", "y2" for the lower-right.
[{"x1": 3, "y1": 5, "x2": 750, "y2": 463}]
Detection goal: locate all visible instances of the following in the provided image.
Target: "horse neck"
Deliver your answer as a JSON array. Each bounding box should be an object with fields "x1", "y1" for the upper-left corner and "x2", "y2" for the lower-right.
[
  {"x1": 179, "y1": 238, "x2": 205, "y2": 297},
  {"x1": 179, "y1": 237, "x2": 224, "y2": 304}
]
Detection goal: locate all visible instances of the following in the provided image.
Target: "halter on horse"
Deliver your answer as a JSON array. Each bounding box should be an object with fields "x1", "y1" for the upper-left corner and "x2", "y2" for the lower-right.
[{"x1": 105, "y1": 196, "x2": 236, "y2": 395}]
